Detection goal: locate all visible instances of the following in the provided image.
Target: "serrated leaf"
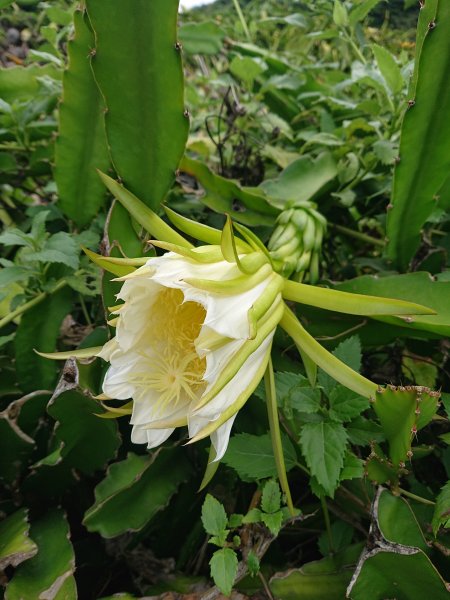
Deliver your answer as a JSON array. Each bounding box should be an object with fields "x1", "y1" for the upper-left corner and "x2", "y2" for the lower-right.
[
  {"x1": 300, "y1": 421, "x2": 348, "y2": 496},
  {"x1": 261, "y1": 480, "x2": 281, "y2": 514},
  {"x1": 209, "y1": 548, "x2": 238, "y2": 597},
  {"x1": 347, "y1": 416, "x2": 384, "y2": 446},
  {"x1": 222, "y1": 433, "x2": 297, "y2": 480},
  {"x1": 23, "y1": 231, "x2": 79, "y2": 270},
  {"x1": 83, "y1": 447, "x2": 191, "y2": 538},
  {"x1": 201, "y1": 495, "x2": 228, "y2": 537},
  {"x1": 329, "y1": 386, "x2": 370, "y2": 422},
  {"x1": 432, "y1": 480, "x2": 450, "y2": 536},
  {"x1": 340, "y1": 452, "x2": 364, "y2": 481},
  {"x1": 5, "y1": 509, "x2": 76, "y2": 600},
  {"x1": 261, "y1": 511, "x2": 284, "y2": 535},
  {"x1": 242, "y1": 508, "x2": 262, "y2": 524},
  {"x1": 247, "y1": 550, "x2": 260, "y2": 577},
  {"x1": 318, "y1": 336, "x2": 362, "y2": 398},
  {"x1": 0, "y1": 509, "x2": 37, "y2": 570},
  {"x1": 373, "y1": 139, "x2": 397, "y2": 165}
]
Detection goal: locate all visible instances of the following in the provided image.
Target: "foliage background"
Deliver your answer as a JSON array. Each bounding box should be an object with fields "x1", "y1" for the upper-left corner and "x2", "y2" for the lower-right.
[{"x1": 0, "y1": 0, "x2": 449, "y2": 598}]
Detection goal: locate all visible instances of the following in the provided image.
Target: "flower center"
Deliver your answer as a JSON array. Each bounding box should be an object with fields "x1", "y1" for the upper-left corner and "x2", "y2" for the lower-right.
[{"x1": 131, "y1": 287, "x2": 207, "y2": 412}]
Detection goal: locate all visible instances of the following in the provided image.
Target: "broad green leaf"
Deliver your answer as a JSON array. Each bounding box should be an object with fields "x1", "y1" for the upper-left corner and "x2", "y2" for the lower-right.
[
  {"x1": 180, "y1": 156, "x2": 277, "y2": 226},
  {"x1": 0, "y1": 509, "x2": 37, "y2": 570},
  {"x1": 260, "y1": 153, "x2": 337, "y2": 208},
  {"x1": 201, "y1": 495, "x2": 228, "y2": 537},
  {"x1": 373, "y1": 386, "x2": 440, "y2": 466},
  {"x1": 346, "y1": 416, "x2": 384, "y2": 446},
  {"x1": 377, "y1": 490, "x2": 428, "y2": 551},
  {"x1": 300, "y1": 421, "x2": 348, "y2": 497},
  {"x1": 230, "y1": 56, "x2": 266, "y2": 87},
  {"x1": 373, "y1": 139, "x2": 397, "y2": 165},
  {"x1": 14, "y1": 287, "x2": 73, "y2": 393},
  {"x1": 432, "y1": 480, "x2": 450, "y2": 536},
  {"x1": 222, "y1": 433, "x2": 297, "y2": 480},
  {"x1": 348, "y1": 549, "x2": 449, "y2": 599},
  {"x1": 47, "y1": 389, "x2": 120, "y2": 475},
  {"x1": 23, "y1": 232, "x2": 79, "y2": 270},
  {"x1": 0, "y1": 266, "x2": 32, "y2": 287},
  {"x1": 5, "y1": 509, "x2": 76, "y2": 600},
  {"x1": 83, "y1": 447, "x2": 191, "y2": 537},
  {"x1": 178, "y1": 21, "x2": 226, "y2": 55},
  {"x1": 318, "y1": 521, "x2": 353, "y2": 556},
  {"x1": 55, "y1": 9, "x2": 110, "y2": 227},
  {"x1": 261, "y1": 480, "x2": 281, "y2": 514},
  {"x1": 0, "y1": 65, "x2": 61, "y2": 103},
  {"x1": 340, "y1": 451, "x2": 364, "y2": 481},
  {"x1": 387, "y1": 0, "x2": 450, "y2": 269},
  {"x1": 209, "y1": 548, "x2": 238, "y2": 597},
  {"x1": 372, "y1": 44, "x2": 403, "y2": 95},
  {"x1": 86, "y1": 0, "x2": 189, "y2": 211},
  {"x1": 349, "y1": 0, "x2": 383, "y2": 27},
  {"x1": 334, "y1": 273, "x2": 450, "y2": 337}
]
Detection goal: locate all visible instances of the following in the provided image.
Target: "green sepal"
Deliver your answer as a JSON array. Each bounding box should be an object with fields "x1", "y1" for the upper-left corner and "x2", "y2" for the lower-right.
[
  {"x1": 149, "y1": 240, "x2": 224, "y2": 263},
  {"x1": 35, "y1": 346, "x2": 103, "y2": 360},
  {"x1": 98, "y1": 170, "x2": 192, "y2": 248},
  {"x1": 221, "y1": 215, "x2": 246, "y2": 269},
  {"x1": 97, "y1": 400, "x2": 134, "y2": 419},
  {"x1": 83, "y1": 247, "x2": 147, "y2": 276},
  {"x1": 280, "y1": 306, "x2": 377, "y2": 398},
  {"x1": 184, "y1": 263, "x2": 273, "y2": 296},
  {"x1": 248, "y1": 276, "x2": 283, "y2": 339},
  {"x1": 233, "y1": 221, "x2": 273, "y2": 262},
  {"x1": 198, "y1": 445, "x2": 220, "y2": 491},
  {"x1": 282, "y1": 279, "x2": 436, "y2": 316}
]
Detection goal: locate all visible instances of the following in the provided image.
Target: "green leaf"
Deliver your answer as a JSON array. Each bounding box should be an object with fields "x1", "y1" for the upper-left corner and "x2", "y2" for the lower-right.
[
  {"x1": 387, "y1": 0, "x2": 450, "y2": 269},
  {"x1": 318, "y1": 336, "x2": 362, "y2": 398},
  {"x1": 86, "y1": 0, "x2": 189, "y2": 211},
  {"x1": 432, "y1": 480, "x2": 450, "y2": 536},
  {"x1": 5, "y1": 510, "x2": 76, "y2": 600},
  {"x1": 230, "y1": 56, "x2": 265, "y2": 87},
  {"x1": 300, "y1": 421, "x2": 348, "y2": 497},
  {"x1": 0, "y1": 509, "x2": 37, "y2": 570},
  {"x1": 260, "y1": 153, "x2": 337, "y2": 208},
  {"x1": 178, "y1": 21, "x2": 226, "y2": 55},
  {"x1": 209, "y1": 548, "x2": 238, "y2": 597},
  {"x1": 347, "y1": 416, "x2": 384, "y2": 446},
  {"x1": 372, "y1": 44, "x2": 403, "y2": 95},
  {"x1": 201, "y1": 495, "x2": 228, "y2": 537},
  {"x1": 340, "y1": 451, "x2": 364, "y2": 481},
  {"x1": 0, "y1": 65, "x2": 61, "y2": 104},
  {"x1": 83, "y1": 447, "x2": 191, "y2": 538},
  {"x1": 329, "y1": 387, "x2": 370, "y2": 422},
  {"x1": 318, "y1": 521, "x2": 354, "y2": 556},
  {"x1": 0, "y1": 266, "x2": 32, "y2": 287},
  {"x1": 261, "y1": 511, "x2": 284, "y2": 535},
  {"x1": 23, "y1": 232, "x2": 79, "y2": 270},
  {"x1": 55, "y1": 10, "x2": 110, "y2": 227},
  {"x1": 261, "y1": 480, "x2": 281, "y2": 514},
  {"x1": 47, "y1": 389, "x2": 120, "y2": 475},
  {"x1": 373, "y1": 386, "x2": 440, "y2": 466},
  {"x1": 334, "y1": 273, "x2": 450, "y2": 337},
  {"x1": 349, "y1": 0, "x2": 383, "y2": 27},
  {"x1": 180, "y1": 156, "x2": 277, "y2": 226},
  {"x1": 333, "y1": 0, "x2": 348, "y2": 26},
  {"x1": 373, "y1": 139, "x2": 397, "y2": 165},
  {"x1": 222, "y1": 433, "x2": 297, "y2": 480},
  {"x1": 14, "y1": 287, "x2": 73, "y2": 393},
  {"x1": 247, "y1": 550, "x2": 260, "y2": 577}
]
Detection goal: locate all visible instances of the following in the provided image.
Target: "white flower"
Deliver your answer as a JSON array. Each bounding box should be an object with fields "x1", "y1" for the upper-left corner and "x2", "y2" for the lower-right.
[{"x1": 98, "y1": 249, "x2": 284, "y2": 460}]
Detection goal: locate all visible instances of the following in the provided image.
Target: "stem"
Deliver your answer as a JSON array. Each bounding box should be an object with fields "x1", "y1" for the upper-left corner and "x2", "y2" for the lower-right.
[
  {"x1": 330, "y1": 223, "x2": 385, "y2": 247},
  {"x1": 398, "y1": 488, "x2": 435, "y2": 506},
  {"x1": 320, "y1": 497, "x2": 335, "y2": 554},
  {"x1": 343, "y1": 30, "x2": 366, "y2": 64},
  {"x1": 0, "y1": 279, "x2": 67, "y2": 330},
  {"x1": 231, "y1": 0, "x2": 252, "y2": 43},
  {"x1": 78, "y1": 293, "x2": 92, "y2": 326},
  {"x1": 264, "y1": 356, "x2": 295, "y2": 516},
  {"x1": 258, "y1": 571, "x2": 275, "y2": 600}
]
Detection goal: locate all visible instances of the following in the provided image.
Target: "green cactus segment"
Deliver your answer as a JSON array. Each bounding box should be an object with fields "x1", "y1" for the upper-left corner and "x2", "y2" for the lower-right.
[
  {"x1": 85, "y1": 0, "x2": 188, "y2": 211},
  {"x1": 372, "y1": 386, "x2": 440, "y2": 467},
  {"x1": 55, "y1": 10, "x2": 110, "y2": 227},
  {"x1": 387, "y1": 0, "x2": 450, "y2": 270},
  {"x1": 365, "y1": 447, "x2": 400, "y2": 488}
]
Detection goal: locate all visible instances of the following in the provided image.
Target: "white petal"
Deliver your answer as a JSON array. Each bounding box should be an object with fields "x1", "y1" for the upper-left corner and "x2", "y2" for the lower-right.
[
  {"x1": 131, "y1": 393, "x2": 190, "y2": 427},
  {"x1": 195, "y1": 333, "x2": 274, "y2": 421},
  {"x1": 210, "y1": 415, "x2": 237, "y2": 461},
  {"x1": 96, "y1": 337, "x2": 119, "y2": 361},
  {"x1": 131, "y1": 425, "x2": 174, "y2": 448}
]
